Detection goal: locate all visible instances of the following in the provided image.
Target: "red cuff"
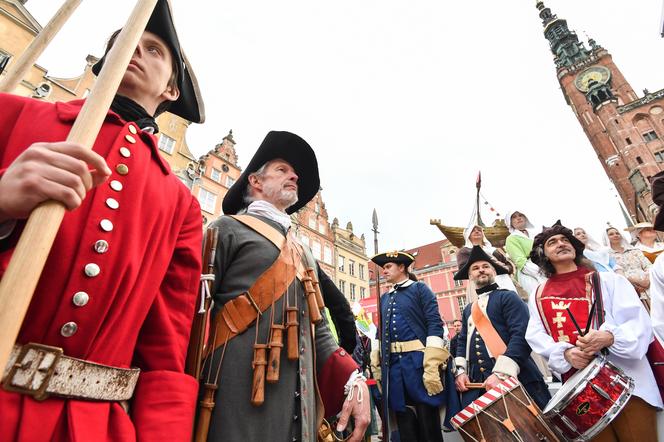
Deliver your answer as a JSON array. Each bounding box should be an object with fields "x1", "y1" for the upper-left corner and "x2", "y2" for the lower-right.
[
  {"x1": 317, "y1": 348, "x2": 358, "y2": 418},
  {"x1": 132, "y1": 370, "x2": 198, "y2": 441}
]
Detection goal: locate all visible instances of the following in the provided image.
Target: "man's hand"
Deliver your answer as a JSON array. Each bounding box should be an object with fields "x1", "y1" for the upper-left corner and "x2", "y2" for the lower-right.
[
  {"x1": 0, "y1": 142, "x2": 111, "y2": 221},
  {"x1": 336, "y1": 381, "x2": 371, "y2": 442},
  {"x1": 455, "y1": 373, "x2": 470, "y2": 392},
  {"x1": 564, "y1": 346, "x2": 594, "y2": 370},
  {"x1": 576, "y1": 330, "x2": 613, "y2": 355},
  {"x1": 483, "y1": 374, "x2": 502, "y2": 390}
]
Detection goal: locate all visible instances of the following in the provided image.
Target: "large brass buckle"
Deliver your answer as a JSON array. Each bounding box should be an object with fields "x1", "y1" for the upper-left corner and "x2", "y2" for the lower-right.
[{"x1": 2, "y1": 343, "x2": 63, "y2": 401}]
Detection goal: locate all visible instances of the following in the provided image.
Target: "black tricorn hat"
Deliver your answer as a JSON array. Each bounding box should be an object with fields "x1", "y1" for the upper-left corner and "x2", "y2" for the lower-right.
[
  {"x1": 92, "y1": 0, "x2": 205, "y2": 123},
  {"x1": 454, "y1": 246, "x2": 509, "y2": 281},
  {"x1": 371, "y1": 251, "x2": 415, "y2": 268},
  {"x1": 222, "y1": 131, "x2": 320, "y2": 215},
  {"x1": 530, "y1": 220, "x2": 585, "y2": 267}
]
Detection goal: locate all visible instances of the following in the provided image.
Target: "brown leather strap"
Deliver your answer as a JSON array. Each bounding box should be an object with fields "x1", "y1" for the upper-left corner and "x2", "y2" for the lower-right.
[
  {"x1": 208, "y1": 239, "x2": 298, "y2": 355},
  {"x1": 471, "y1": 301, "x2": 507, "y2": 358},
  {"x1": 230, "y1": 215, "x2": 286, "y2": 250}
]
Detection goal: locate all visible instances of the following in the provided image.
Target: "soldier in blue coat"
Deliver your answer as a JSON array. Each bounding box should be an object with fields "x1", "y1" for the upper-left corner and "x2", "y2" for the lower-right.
[
  {"x1": 453, "y1": 246, "x2": 551, "y2": 409},
  {"x1": 372, "y1": 251, "x2": 454, "y2": 441}
]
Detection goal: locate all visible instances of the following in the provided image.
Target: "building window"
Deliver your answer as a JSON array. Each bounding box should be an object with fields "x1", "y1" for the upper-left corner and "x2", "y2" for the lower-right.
[
  {"x1": 349, "y1": 260, "x2": 355, "y2": 276},
  {"x1": 454, "y1": 279, "x2": 464, "y2": 288},
  {"x1": 309, "y1": 216, "x2": 317, "y2": 229},
  {"x1": 210, "y1": 168, "x2": 222, "y2": 182},
  {"x1": 198, "y1": 188, "x2": 217, "y2": 213},
  {"x1": 457, "y1": 295, "x2": 467, "y2": 313},
  {"x1": 643, "y1": 131, "x2": 659, "y2": 142},
  {"x1": 311, "y1": 239, "x2": 321, "y2": 259},
  {"x1": 360, "y1": 287, "x2": 366, "y2": 299},
  {"x1": 224, "y1": 176, "x2": 236, "y2": 187},
  {"x1": 338, "y1": 255, "x2": 345, "y2": 273},
  {"x1": 350, "y1": 284, "x2": 356, "y2": 301},
  {"x1": 0, "y1": 51, "x2": 10, "y2": 74},
  {"x1": 339, "y1": 280, "x2": 346, "y2": 294},
  {"x1": 625, "y1": 137, "x2": 632, "y2": 145},
  {"x1": 359, "y1": 264, "x2": 365, "y2": 280},
  {"x1": 315, "y1": 202, "x2": 320, "y2": 213},
  {"x1": 318, "y1": 223, "x2": 325, "y2": 234},
  {"x1": 158, "y1": 134, "x2": 176, "y2": 154},
  {"x1": 636, "y1": 156, "x2": 644, "y2": 165},
  {"x1": 300, "y1": 235, "x2": 310, "y2": 247},
  {"x1": 654, "y1": 151, "x2": 664, "y2": 163},
  {"x1": 323, "y1": 245, "x2": 333, "y2": 265}
]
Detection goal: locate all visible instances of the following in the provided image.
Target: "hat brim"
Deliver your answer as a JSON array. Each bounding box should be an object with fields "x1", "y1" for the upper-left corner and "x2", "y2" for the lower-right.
[
  {"x1": 371, "y1": 252, "x2": 414, "y2": 268},
  {"x1": 92, "y1": 0, "x2": 205, "y2": 123},
  {"x1": 222, "y1": 131, "x2": 320, "y2": 215},
  {"x1": 453, "y1": 246, "x2": 509, "y2": 280}
]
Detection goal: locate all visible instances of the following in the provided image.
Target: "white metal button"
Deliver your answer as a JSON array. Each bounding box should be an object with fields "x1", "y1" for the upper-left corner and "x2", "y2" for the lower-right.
[
  {"x1": 60, "y1": 322, "x2": 78, "y2": 337},
  {"x1": 72, "y1": 291, "x2": 90, "y2": 307},
  {"x1": 100, "y1": 219, "x2": 113, "y2": 232},
  {"x1": 94, "y1": 240, "x2": 109, "y2": 254},
  {"x1": 110, "y1": 180, "x2": 123, "y2": 192},
  {"x1": 84, "y1": 263, "x2": 100, "y2": 277},
  {"x1": 106, "y1": 198, "x2": 119, "y2": 210},
  {"x1": 119, "y1": 147, "x2": 131, "y2": 158}
]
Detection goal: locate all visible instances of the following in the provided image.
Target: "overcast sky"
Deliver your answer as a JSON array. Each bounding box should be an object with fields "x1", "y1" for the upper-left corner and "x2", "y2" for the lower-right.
[{"x1": 26, "y1": 0, "x2": 664, "y2": 250}]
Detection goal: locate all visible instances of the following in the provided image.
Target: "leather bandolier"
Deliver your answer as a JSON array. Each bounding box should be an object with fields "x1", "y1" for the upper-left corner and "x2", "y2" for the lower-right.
[{"x1": 194, "y1": 215, "x2": 326, "y2": 442}]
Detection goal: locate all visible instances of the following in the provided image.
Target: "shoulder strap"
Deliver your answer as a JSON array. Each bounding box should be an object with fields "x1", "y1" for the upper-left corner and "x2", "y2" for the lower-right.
[
  {"x1": 471, "y1": 301, "x2": 507, "y2": 358},
  {"x1": 229, "y1": 215, "x2": 286, "y2": 250},
  {"x1": 591, "y1": 271, "x2": 605, "y2": 327}
]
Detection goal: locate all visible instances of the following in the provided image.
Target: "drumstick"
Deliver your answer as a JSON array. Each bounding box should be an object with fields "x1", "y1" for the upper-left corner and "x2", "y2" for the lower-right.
[
  {"x1": 566, "y1": 307, "x2": 584, "y2": 337},
  {"x1": 584, "y1": 300, "x2": 596, "y2": 335},
  {"x1": 464, "y1": 382, "x2": 485, "y2": 389}
]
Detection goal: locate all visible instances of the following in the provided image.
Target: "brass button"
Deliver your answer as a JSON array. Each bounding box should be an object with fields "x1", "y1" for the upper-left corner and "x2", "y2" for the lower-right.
[
  {"x1": 116, "y1": 164, "x2": 129, "y2": 175},
  {"x1": 128, "y1": 124, "x2": 137, "y2": 135},
  {"x1": 100, "y1": 219, "x2": 113, "y2": 232},
  {"x1": 61, "y1": 322, "x2": 78, "y2": 337},
  {"x1": 125, "y1": 134, "x2": 137, "y2": 144},
  {"x1": 94, "y1": 239, "x2": 109, "y2": 254},
  {"x1": 475, "y1": 345, "x2": 480, "y2": 349},
  {"x1": 110, "y1": 180, "x2": 123, "y2": 191},
  {"x1": 72, "y1": 291, "x2": 90, "y2": 307},
  {"x1": 119, "y1": 147, "x2": 131, "y2": 158},
  {"x1": 478, "y1": 359, "x2": 484, "y2": 364},
  {"x1": 476, "y1": 351, "x2": 481, "y2": 356},
  {"x1": 84, "y1": 263, "x2": 100, "y2": 277},
  {"x1": 480, "y1": 367, "x2": 486, "y2": 373},
  {"x1": 106, "y1": 198, "x2": 119, "y2": 210}
]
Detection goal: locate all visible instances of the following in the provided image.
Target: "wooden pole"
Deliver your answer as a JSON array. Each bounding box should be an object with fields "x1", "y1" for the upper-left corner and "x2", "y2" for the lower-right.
[
  {"x1": 0, "y1": 0, "x2": 83, "y2": 93},
  {"x1": 0, "y1": 0, "x2": 159, "y2": 374}
]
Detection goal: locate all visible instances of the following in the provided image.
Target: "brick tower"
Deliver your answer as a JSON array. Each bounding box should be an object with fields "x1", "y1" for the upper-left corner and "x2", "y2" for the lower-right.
[{"x1": 537, "y1": 2, "x2": 664, "y2": 222}]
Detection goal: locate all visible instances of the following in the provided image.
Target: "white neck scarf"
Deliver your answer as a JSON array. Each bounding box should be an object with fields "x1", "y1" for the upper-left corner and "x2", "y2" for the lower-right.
[{"x1": 245, "y1": 200, "x2": 292, "y2": 230}]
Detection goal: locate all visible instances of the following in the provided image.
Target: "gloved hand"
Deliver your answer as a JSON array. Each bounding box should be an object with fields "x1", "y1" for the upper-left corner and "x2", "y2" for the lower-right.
[
  {"x1": 370, "y1": 349, "x2": 381, "y2": 382},
  {"x1": 422, "y1": 346, "x2": 450, "y2": 395}
]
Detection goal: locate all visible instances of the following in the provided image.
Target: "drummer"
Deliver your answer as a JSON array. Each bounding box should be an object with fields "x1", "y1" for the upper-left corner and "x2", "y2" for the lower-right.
[
  {"x1": 453, "y1": 246, "x2": 550, "y2": 409},
  {"x1": 526, "y1": 221, "x2": 662, "y2": 441}
]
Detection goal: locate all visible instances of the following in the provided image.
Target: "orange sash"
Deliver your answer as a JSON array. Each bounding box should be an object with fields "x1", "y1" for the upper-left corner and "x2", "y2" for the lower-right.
[{"x1": 471, "y1": 301, "x2": 507, "y2": 358}]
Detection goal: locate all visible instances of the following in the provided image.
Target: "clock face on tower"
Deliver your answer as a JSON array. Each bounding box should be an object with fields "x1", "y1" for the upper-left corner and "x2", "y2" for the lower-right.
[{"x1": 574, "y1": 66, "x2": 611, "y2": 92}]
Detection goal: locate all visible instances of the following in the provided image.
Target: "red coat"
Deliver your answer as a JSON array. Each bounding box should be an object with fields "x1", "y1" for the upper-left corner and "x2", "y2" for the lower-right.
[{"x1": 0, "y1": 94, "x2": 202, "y2": 441}]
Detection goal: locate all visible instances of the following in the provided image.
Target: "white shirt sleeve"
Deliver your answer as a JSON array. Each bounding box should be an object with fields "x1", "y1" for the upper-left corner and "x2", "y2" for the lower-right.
[
  {"x1": 599, "y1": 272, "x2": 653, "y2": 360},
  {"x1": 651, "y1": 255, "x2": 664, "y2": 345},
  {"x1": 525, "y1": 285, "x2": 573, "y2": 375}
]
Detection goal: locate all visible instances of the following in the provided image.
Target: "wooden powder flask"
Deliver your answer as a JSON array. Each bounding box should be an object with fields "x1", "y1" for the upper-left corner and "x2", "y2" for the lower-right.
[
  {"x1": 301, "y1": 276, "x2": 322, "y2": 324},
  {"x1": 251, "y1": 343, "x2": 268, "y2": 406},
  {"x1": 194, "y1": 383, "x2": 218, "y2": 442},
  {"x1": 266, "y1": 324, "x2": 284, "y2": 383},
  {"x1": 306, "y1": 267, "x2": 326, "y2": 311},
  {"x1": 286, "y1": 307, "x2": 299, "y2": 361}
]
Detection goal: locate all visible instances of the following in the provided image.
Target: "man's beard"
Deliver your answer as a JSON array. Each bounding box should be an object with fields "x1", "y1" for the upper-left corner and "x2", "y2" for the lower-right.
[
  {"x1": 264, "y1": 184, "x2": 298, "y2": 210},
  {"x1": 472, "y1": 274, "x2": 495, "y2": 288}
]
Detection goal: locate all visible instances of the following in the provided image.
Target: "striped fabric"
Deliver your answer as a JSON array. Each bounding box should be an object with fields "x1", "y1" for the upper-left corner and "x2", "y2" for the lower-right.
[{"x1": 450, "y1": 377, "x2": 520, "y2": 429}]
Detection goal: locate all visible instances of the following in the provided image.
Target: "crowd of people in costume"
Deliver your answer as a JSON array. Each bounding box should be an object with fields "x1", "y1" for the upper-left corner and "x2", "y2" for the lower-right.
[{"x1": 2, "y1": 1, "x2": 664, "y2": 441}]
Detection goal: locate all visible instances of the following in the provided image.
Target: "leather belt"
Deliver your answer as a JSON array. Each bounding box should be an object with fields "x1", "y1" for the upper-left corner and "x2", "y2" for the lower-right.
[
  {"x1": 390, "y1": 340, "x2": 425, "y2": 353},
  {"x1": 2, "y1": 343, "x2": 139, "y2": 401}
]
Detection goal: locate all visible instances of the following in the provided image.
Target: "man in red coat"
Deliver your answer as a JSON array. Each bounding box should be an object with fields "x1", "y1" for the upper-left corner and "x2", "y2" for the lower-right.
[{"x1": 0, "y1": 1, "x2": 205, "y2": 440}]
